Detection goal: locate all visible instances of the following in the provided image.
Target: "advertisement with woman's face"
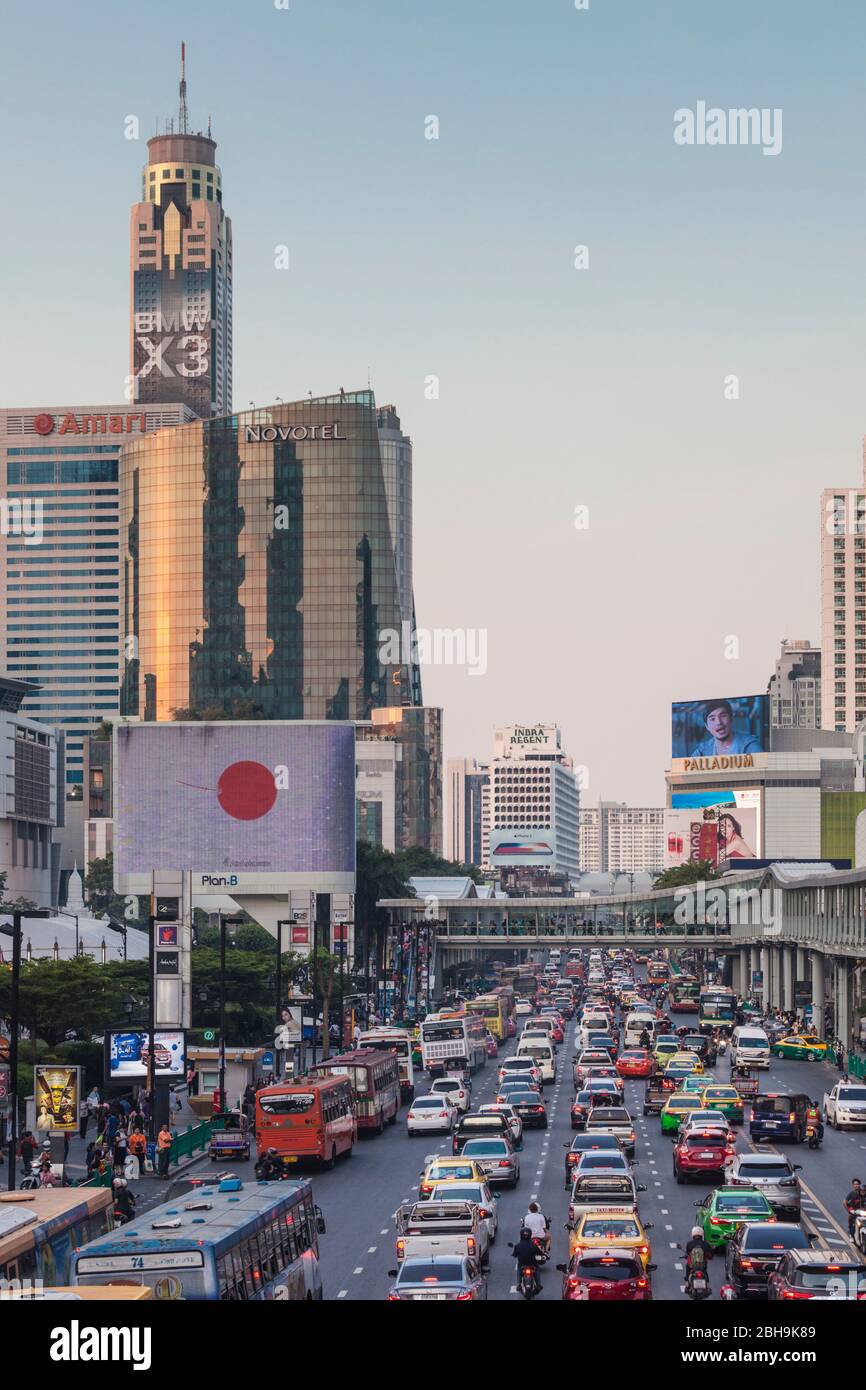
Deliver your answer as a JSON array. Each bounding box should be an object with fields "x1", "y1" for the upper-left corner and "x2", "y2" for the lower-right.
[
  {"x1": 663, "y1": 789, "x2": 762, "y2": 868},
  {"x1": 671, "y1": 696, "x2": 769, "y2": 760}
]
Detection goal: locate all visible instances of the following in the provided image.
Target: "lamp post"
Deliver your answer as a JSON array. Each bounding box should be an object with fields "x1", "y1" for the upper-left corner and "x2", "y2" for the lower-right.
[
  {"x1": 275, "y1": 919, "x2": 290, "y2": 1079},
  {"x1": 1, "y1": 908, "x2": 49, "y2": 1191},
  {"x1": 219, "y1": 915, "x2": 244, "y2": 1111}
]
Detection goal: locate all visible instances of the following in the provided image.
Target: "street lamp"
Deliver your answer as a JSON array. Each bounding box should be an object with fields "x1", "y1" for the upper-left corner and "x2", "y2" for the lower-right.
[
  {"x1": 275, "y1": 919, "x2": 290, "y2": 1079},
  {"x1": 0, "y1": 907, "x2": 49, "y2": 1191},
  {"x1": 218, "y1": 914, "x2": 244, "y2": 1112}
]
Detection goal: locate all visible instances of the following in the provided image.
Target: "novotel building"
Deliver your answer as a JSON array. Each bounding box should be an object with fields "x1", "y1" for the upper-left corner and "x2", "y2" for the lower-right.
[
  {"x1": 0, "y1": 403, "x2": 196, "y2": 794},
  {"x1": 118, "y1": 392, "x2": 422, "y2": 723}
]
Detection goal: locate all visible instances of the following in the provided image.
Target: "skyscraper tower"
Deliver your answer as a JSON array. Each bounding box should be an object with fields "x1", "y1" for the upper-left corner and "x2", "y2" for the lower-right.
[{"x1": 130, "y1": 45, "x2": 232, "y2": 418}]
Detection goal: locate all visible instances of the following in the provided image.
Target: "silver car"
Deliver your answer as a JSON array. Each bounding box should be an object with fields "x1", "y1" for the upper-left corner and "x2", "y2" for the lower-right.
[
  {"x1": 725, "y1": 1151, "x2": 802, "y2": 1220},
  {"x1": 428, "y1": 1180, "x2": 500, "y2": 1243},
  {"x1": 386, "y1": 1254, "x2": 487, "y2": 1300},
  {"x1": 460, "y1": 1136, "x2": 520, "y2": 1187}
]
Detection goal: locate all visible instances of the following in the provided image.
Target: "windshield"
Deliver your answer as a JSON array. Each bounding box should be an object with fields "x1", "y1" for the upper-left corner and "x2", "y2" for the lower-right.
[
  {"x1": 755, "y1": 1097, "x2": 796, "y2": 1115},
  {"x1": 838, "y1": 1088, "x2": 866, "y2": 1102},
  {"x1": 258, "y1": 1093, "x2": 315, "y2": 1115},
  {"x1": 433, "y1": 1184, "x2": 484, "y2": 1203},
  {"x1": 797, "y1": 1267, "x2": 866, "y2": 1289},
  {"x1": 575, "y1": 1257, "x2": 640, "y2": 1280},
  {"x1": 683, "y1": 1134, "x2": 724, "y2": 1148},
  {"x1": 412, "y1": 1098, "x2": 445, "y2": 1109},
  {"x1": 582, "y1": 1218, "x2": 639, "y2": 1238},
  {"x1": 716, "y1": 1194, "x2": 768, "y2": 1213},
  {"x1": 398, "y1": 1260, "x2": 464, "y2": 1284},
  {"x1": 423, "y1": 1024, "x2": 466, "y2": 1042},
  {"x1": 462, "y1": 1140, "x2": 507, "y2": 1156},
  {"x1": 428, "y1": 1164, "x2": 474, "y2": 1179},
  {"x1": 743, "y1": 1228, "x2": 810, "y2": 1251},
  {"x1": 579, "y1": 1154, "x2": 626, "y2": 1169},
  {"x1": 737, "y1": 1162, "x2": 792, "y2": 1178}
]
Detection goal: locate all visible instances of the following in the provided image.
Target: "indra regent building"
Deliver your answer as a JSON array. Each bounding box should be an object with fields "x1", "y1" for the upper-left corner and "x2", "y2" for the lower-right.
[{"x1": 119, "y1": 393, "x2": 422, "y2": 722}]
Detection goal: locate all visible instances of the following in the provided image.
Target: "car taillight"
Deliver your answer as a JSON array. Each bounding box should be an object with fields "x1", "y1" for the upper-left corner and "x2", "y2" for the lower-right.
[
  {"x1": 439, "y1": 1112, "x2": 448, "y2": 1118},
  {"x1": 467, "y1": 1237, "x2": 476, "y2": 1254},
  {"x1": 638, "y1": 1245, "x2": 648, "y2": 1255},
  {"x1": 534, "y1": 1106, "x2": 545, "y2": 1113},
  {"x1": 637, "y1": 1277, "x2": 648, "y2": 1289},
  {"x1": 740, "y1": 1259, "x2": 752, "y2": 1268},
  {"x1": 420, "y1": 1184, "x2": 432, "y2": 1193},
  {"x1": 789, "y1": 1112, "x2": 796, "y2": 1124},
  {"x1": 498, "y1": 1159, "x2": 511, "y2": 1167},
  {"x1": 479, "y1": 1208, "x2": 490, "y2": 1218},
  {"x1": 397, "y1": 1238, "x2": 405, "y2": 1254},
  {"x1": 710, "y1": 1217, "x2": 721, "y2": 1225},
  {"x1": 455, "y1": 1290, "x2": 473, "y2": 1300},
  {"x1": 387, "y1": 1293, "x2": 401, "y2": 1301}
]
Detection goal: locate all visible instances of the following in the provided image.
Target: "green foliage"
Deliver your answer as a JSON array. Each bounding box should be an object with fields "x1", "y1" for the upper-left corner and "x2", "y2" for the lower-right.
[
  {"x1": 653, "y1": 860, "x2": 720, "y2": 890},
  {"x1": 83, "y1": 852, "x2": 147, "y2": 928},
  {"x1": 0, "y1": 957, "x2": 149, "y2": 1051}
]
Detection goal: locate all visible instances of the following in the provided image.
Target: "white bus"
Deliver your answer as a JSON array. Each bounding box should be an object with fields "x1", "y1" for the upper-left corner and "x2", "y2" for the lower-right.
[
  {"x1": 357, "y1": 1027, "x2": 415, "y2": 1102},
  {"x1": 420, "y1": 1013, "x2": 485, "y2": 1077}
]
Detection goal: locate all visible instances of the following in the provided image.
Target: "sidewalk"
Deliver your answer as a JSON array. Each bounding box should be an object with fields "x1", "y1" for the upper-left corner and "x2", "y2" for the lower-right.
[{"x1": 42, "y1": 1088, "x2": 205, "y2": 1189}]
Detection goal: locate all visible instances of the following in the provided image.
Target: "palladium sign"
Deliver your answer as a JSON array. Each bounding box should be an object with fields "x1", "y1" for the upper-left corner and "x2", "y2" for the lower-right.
[{"x1": 245, "y1": 423, "x2": 347, "y2": 444}]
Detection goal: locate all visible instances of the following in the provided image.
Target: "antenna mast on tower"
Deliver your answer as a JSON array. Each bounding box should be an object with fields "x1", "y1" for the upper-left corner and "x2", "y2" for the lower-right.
[{"x1": 178, "y1": 41, "x2": 189, "y2": 135}]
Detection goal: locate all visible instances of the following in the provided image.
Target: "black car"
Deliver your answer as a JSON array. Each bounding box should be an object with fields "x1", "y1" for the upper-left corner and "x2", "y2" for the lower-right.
[
  {"x1": 767, "y1": 1248, "x2": 866, "y2": 1300},
  {"x1": 726, "y1": 1222, "x2": 813, "y2": 1299},
  {"x1": 563, "y1": 1131, "x2": 622, "y2": 1185},
  {"x1": 452, "y1": 1112, "x2": 512, "y2": 1155},
  {"x1": 506, "y1": 1090, "x2": 548, "y2": 1129},
  {"x1": 681, "y1": 1033, "x2": 717, "y2": 1066}
]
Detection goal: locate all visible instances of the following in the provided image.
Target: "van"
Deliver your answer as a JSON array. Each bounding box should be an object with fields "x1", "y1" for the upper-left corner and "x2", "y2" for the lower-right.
[
  {"x1": 516, "y1": 1037, "x2": 556, "y2": 1085},
  {"x1": 732, "y1": 1026, "x2": 770, "y2": 1070},
  {"x1": 749, "y1": 1092, "x2": 811, "y2": 1143},
  {"x1": 579, "y1": 1011, "x2": 613, "y2": 1048},
  {"x1": 624, "y1": 1013, "x2": 657, "y2": 1049}
]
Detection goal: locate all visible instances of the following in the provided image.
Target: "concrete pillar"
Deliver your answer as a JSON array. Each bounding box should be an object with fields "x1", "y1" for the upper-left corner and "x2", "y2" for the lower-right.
[
  {"x1": 837, "y1": 959, "x2": 852, "y2": 1053},
  {"x1": 782, "y1": 945, "x2": 794, "y2": 1014},
  {"x1": 811, "y1": 951, "x2": 825, "y2": 1032},
  {"x1": 760, "y1": 946, "x2": 770, "y2": 1007},
  {"x1": 796, "y1": 946, "x2": 806, "y2": 981},
  {"x1": 748, "y1": 947, "x2": 759, "y2": 999},
  {"x1": 738, "y1": 947, "x2": 749, "y2": 997}
]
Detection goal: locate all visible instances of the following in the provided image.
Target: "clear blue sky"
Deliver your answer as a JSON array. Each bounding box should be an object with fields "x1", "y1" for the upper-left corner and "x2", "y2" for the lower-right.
[{"x1": 2, "y1": 0, "x2": 865, "y2": 803}]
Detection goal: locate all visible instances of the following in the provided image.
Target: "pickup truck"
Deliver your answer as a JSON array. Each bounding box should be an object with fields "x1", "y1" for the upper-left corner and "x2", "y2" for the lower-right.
[
  {"x1": 584, "y1": 1106, "x2": 636, "y2": 1157},
  {"x1": 394, "y1": 1199, "x2": 490, "y2": 1269},
  {"x1": 823, "y1": 1080, "x2": 866, "y2": 1130},
  {"x1": 642, "y1": 1081, "x2": 667, "y2": 1117}
]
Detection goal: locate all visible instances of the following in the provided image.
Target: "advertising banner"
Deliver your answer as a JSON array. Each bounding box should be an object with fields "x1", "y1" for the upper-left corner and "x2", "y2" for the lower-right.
[
  {"x1": 0, "y1": 1063, "x2": 10, "y2": 1114},
  {"x1": 671, "y1": 695, "x2": 769, "y2": 761},
  {"x1": 34, "y1": 1065, "x2": 81, "y2": 1133},
  {"x1": 664, "y1": 788, "x2": 762, "y2": 869},
  {"x1": 106, "y1": 1030, "x2": 186, "y2": 1082},
  {"x1": 489, "y1": 830, "x2": 555, "y2": 865},
  {"x1": 114, "y1": 721, "x2": 356, "y2": 892}
]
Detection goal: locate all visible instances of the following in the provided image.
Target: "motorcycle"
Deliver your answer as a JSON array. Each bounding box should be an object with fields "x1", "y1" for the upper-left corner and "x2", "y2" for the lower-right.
[
  {"x1": 678, "y1": 1247, "x2": 711, "y2": 1301},
  {"x1": 805, "y1": 1123, "x2": 822, "y2": 1150},
  {"x1": 519, "y1": 1265, "x2": 540, "y2": 1299},
  {"x1": 113, "y1": 1204, "x2": 136, "y2": 1226}
]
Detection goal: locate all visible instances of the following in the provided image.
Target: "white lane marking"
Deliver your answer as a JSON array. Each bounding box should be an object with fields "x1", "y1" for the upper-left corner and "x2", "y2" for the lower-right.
[
  {"x1": 368, "y1": 1246, "x2": 377, "y2": 1253},
  {"x1": 380, "y1": 1229, "x2": 388, "y2": 1235},
  {"x1": 337, "y1": 1290, "x2": 348, "y2": 1298},
  {"x1": 665, "y1": 1224, "x2": 673, "y2": 1230},
  {"x1": 353, "y1": 1266, "x2": 363, "y2": 1274},
  {"x1": 661, "y1": 1208, "x2": 669, "y2": 1214},
  {"x1": 654, "y1": 1181, "x2": 662, "y2": 1186}
]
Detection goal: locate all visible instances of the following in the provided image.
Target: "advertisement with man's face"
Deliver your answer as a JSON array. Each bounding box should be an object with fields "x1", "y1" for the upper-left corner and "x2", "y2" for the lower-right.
[
  {"x1": 664, "y1": 789, "x2": 762, "y2": 869},
  {"x1": 34, "y1": 1065, "x2": 80, "y2": 1133},
  {"x1": 671, "y1": 696, "x2": 769, "y2": 760}
]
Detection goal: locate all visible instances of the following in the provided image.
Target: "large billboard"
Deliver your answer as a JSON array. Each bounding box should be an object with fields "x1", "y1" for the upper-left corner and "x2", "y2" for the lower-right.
[
  {"x1": 489, "y1": 830, "x2": 555, "y2": 865},
  {"x1": 106, "y1": 1030, "x2": 186, "y2": 1082},
  {"x1": 671, "y1": 695, "x2": 769, "y2": 761},
  {"x1": 664, "y1": 789, "x2": 762, "y2": 869},
  {"x1": 114, "y1": 722, "x2": 356, "y2": 893},
  {"x1": 34, "y1": 1065, "x2": 81, "y2": 1134}
]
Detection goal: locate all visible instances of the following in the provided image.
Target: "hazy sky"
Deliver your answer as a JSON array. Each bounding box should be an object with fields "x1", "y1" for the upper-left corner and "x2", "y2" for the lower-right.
[{"x1": 3, "y1": 0, "x2": 866, "y2": 804}]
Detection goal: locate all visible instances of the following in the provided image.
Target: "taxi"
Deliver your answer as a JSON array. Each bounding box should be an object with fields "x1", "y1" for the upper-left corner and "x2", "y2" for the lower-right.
[
  {"x1": 668, "y1": 1051, "x2": 704, "y2": 1073},
  {"x1": 418, "y1": 1156, "x2": 486, "y2": 1198},
  {"x1": 694, "y1": 1185, "x2": 776, "y2": 1249},
  {"x1": 771, "y1": 1034, "x2": 830, "y2": 1062},
  {"x1": 653, "y1": 1037, "x2": 681, "y2": 1066},
  {"x1": 699, "y1": 1083, "x2": 745, "y2": 1125},
  {"x1": 616, "y1": 1050, "x2": 654, "y2": 1079},
  {"x1": 568, "y1": 1206, "x2": 654, "y2": 1267},
  {"x1": 661, "y1": 1062, "x2": 701, "y2": 1092},
  {"x1": 679, "y1": 1075, "x2": 709, "y2": 1096},
  {"x1": 660, "y1": 1092, "x2": 708, "y2": 1134}
]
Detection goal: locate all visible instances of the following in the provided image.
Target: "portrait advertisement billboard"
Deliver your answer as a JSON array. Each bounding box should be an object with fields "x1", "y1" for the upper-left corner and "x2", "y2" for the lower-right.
[
  {"x1": 114, "y1": 721, "x2": 356, "y2": 894},
  {"x1": 106, "y1": 1030, "x2": 186, "y2": 1082},
  {"x1": 34, "y1": 1065, "x2": 81, "y2": 1134},
  {"x1": 671, "y1": 695, "x2": 769, "y2": 761},
  {"x1": 488, "y1": 830, "x2": 555, "y2": 865},
  {"x1": 664, "y1": 789, "x2": 762, "y2": 869}
]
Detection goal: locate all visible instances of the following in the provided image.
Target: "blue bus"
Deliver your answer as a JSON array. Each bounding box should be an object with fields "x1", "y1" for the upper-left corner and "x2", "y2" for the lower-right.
[{"x1": 70, "y1": 1177, "x2": 325, "y2": 1300}]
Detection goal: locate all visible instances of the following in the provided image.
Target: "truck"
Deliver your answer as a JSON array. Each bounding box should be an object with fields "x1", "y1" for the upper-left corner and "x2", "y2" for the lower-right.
[{"x1": 394, "y1": 1199, "x2": 490, "y2": 1269}]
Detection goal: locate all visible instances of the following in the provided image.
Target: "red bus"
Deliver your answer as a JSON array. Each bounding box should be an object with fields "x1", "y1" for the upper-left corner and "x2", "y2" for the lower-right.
[
  {"x1": 255, "y1": 1075, "x2": 356, "y2": 1170},
  {"x1": 312, "y1": 1050, "x2": 400, "y2": 1135}
]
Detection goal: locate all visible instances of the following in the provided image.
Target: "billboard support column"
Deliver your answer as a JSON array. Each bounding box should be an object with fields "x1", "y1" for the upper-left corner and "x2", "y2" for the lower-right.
[
  {"x1": 147, "y1": 910, "x2": 156, "y2": 1140},
  {"x1": 7, "y1": 911, "x2": 22, "y2": 1193}
]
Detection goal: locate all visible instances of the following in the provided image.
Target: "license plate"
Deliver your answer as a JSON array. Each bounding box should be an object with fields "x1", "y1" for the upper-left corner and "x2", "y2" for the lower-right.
[
  {"x1": 283, "y1": 1156, "x2": 298, "y2": 1163},
  {"x1": 416, "y1": 1293, "x2": 446, "y2": 1300},
  {"x1": 699, "y1": 1152, "x2": 715, "y2": 1159},
  {"x1": 764, "y1": 1121, "x2": 779, "y2": 1127}
]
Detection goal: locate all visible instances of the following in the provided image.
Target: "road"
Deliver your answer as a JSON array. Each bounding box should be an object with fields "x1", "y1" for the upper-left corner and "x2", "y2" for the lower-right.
[{"x1": 152, "y1": 1003, "x2": 866, "y2": 1300}]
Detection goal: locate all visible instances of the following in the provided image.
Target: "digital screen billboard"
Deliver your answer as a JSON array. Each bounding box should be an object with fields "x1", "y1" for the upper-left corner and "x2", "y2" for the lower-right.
[
  {"x1": 671, "y1": 695, "x2": 769, "y2": 760},
  {"x1": 114, "y1": 722, "x2": 356, "y2": 892},
  {"x1": 664, "y1": 788, "x2": 762, "y2": 869},
  {"x1": 489, "y1": 830, "x2": 555, "y2": 866},
  {"x1": 34, "y1": 1065, "x2": 81, "y2": 1133},
  {"x1": 107, "y1": 1030, "x2": 186, "y2": 1081}
]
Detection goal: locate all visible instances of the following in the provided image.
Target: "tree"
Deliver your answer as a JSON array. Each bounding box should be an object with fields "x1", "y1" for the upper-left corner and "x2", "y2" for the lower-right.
[
  {"x1": 0, "y1": 957, "x2": 149, "y2": 1051},
  {"x1": 312, "y1": 949, "x2": 341, "y2": 1060},
  {"x1": 83, "y1": 852, "x2": 147, "y2": 927},
  {"x1": 653, "y1": 860, "x2": 720, "y2": 890},
  {"x1": 355, "y1": 842, "x2": 413, "y2": 989}
]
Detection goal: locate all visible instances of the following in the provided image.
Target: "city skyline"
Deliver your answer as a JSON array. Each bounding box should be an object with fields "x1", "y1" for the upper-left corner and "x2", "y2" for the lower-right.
[{"x1": 3, "y1": 0, "x2": 866, "y2": 803}]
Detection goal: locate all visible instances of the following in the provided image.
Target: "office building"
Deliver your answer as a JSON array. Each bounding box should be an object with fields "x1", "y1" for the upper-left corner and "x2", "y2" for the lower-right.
[
  {"x1": 579, "y1": 803, "x2": 664, "y2": 874},
  {"x1": 0, "y1": 675, "x2": 62, "y2": 908},
  {"x1": 445, "y1": 757, "x2": 489, "y2": 866},
  {"x1": 130, "y1": 46, "x2": 232, "y2": 418},
  {"x1": 119, "y1": 392, "x2": 422, "y2": 722},
  {"x1": 821, "y1": 447, "x2": 866, "y2": 732},
  {"x1": 487, "y1": 723, "x2": 580, "y2": 878},
  {"x1": 357, "y1": 706, "x2": 442, "y2": 854},
  {"x1": 768, "y1": 638, "x2": 821, "y2": 729},
  {"x1": 0, "y1": 404, "x2": 195, "y2": 793}
]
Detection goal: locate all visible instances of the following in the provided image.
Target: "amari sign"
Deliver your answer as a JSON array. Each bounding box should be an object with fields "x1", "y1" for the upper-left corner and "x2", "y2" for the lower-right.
[{"x1": 245, "y1": 423, "x2": 347, "y2": 444}]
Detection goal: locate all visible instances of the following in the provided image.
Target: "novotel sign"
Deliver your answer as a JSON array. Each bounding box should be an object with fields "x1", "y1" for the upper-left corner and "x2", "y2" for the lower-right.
[{"x1": 244, "y1": 423, "x2": 347, "y2": 444}]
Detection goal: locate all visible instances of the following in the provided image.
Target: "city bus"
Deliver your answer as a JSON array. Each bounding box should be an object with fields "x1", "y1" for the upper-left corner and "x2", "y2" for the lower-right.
[
  {"x1": 466, "y1": 994, "x2": 507, "y2": 1043},
  {"x1": 493, "y1": 984, "x2": 516, "y2": 1036},
  {"x1": 312, "y1": 1049, "x2": 401, "y2": 1134},
  {"x1": 357, "y1": 1026, "x2": 416, "y2": 1102},
  {"x1": 255, "y1": 1074, "x2": 356, "y2": 1169},
  {"x1": 647, "y1": 958, "x2": 671, "y2": 987},
  {"x1": 698, "y1": 985, "x2": 737, "y2": 1034},
  {"x1": 421, "y1": 1012, "x2": 485, "y2": 1075},
  {"x1": 0, "y1": 1188, "x2": 114, "y2": 1289},
  {"x1": 670, "y1": 977, "x2": 700, "y2": 1013},
  {"x1": 72, "y1": 1177, "x2": 325, "y2": 1300}
]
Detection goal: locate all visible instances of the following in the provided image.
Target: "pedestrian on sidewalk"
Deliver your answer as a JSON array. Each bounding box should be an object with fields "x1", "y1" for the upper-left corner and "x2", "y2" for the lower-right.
[
  {"x1": 836, "y1": 1041, "x2": 847, "y2": 1072},
  {"x1": 19, "y1": 1131, "x2": 36, "y2": 1176},
  {"x1": 156, "y1": 1123, "x2": 173, "y2": 1178},
  {"x1": 113, "y1": 1130, "x2": 129, "y2": 1174}
]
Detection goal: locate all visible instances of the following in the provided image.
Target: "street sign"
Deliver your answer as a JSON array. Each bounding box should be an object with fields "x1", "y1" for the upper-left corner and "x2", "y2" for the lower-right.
[
  {"x1": 261, "y1": 1051, "x2": 274, "y2": 1067},
  {"x1": 203, "y1": 1029, "x2": 216, "y2": 1043}
]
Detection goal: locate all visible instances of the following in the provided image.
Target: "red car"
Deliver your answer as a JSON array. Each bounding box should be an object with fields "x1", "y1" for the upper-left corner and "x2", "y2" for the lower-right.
[
  {"x1": 506, "y1": 1017, "x2": 517, "y2": 1038},
  {"x1": 672, "y1": 1127, "x2": 733, "y2": 1183},
  {"x1": 616, "y1": 1050, "x2": 653, "y2": 1079},
  {"x1": 558, "y1": 1249, "x2": 654, "y2": 1300},
  {"x1": 484, "y1": 1033, "x2": 499, "y2": 1059}
]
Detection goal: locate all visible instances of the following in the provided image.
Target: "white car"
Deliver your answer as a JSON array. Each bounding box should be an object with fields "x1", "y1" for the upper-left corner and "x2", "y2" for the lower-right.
[
  {"x1": 514, "y1": 1000, "x2": 533, "y2": 1017},
  {"x1": 430, "y1": 1076, "x2": 471, "y2": 1113},
  {"x1": 498, "y1": 1058, "x2": 541, "y2": 1087},
  {"x1": 824, "y1": 1081, "x2": 866, "y2": 1129},
  {"x1": 406, "y1": 1094, "x2": 457, "y2": 1135}
]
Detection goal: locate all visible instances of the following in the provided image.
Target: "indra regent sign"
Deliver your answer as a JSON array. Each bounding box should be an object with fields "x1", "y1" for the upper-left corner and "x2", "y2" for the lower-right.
[{"x1": 244, "y1": 423, "x2": 347, "y2": 444}]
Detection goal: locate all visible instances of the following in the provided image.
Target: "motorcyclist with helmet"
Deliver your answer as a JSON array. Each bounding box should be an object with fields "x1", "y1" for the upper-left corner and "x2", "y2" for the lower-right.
[
  {"x1": 513, "y1": 1226, "x2": 543, "y2": 1292},
  {"x1": 522, "y1": 1201, "x2": 551, "y2": 1258},
  {"x1": 112, "y1": 1176, "x2": 136, "y2": 1223},
  {"x1": 255, "y1": 1147, "x2": 283, "y2": 1181},
  {"x1": 805, "y1": 1100, "x2": 824, "y2": 1146},
  {"x1": 684, "y1": 1224, "x2": 712, "y2": 1296}
]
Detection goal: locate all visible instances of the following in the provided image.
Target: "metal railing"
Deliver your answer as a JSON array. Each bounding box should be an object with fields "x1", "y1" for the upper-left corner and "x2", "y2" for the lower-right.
[{"x1": 79, "y1": 1120, "x2": 212, "y2": 1187}]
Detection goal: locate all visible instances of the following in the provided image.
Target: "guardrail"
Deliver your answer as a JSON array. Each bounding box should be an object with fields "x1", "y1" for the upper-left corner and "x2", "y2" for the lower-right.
[{"x1": 78, "y1": 1120, "x2": 213, "y2": 1187}]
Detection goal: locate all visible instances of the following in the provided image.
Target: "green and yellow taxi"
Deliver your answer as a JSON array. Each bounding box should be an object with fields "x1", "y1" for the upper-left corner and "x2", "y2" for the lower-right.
[
  {"x1": 653, "y1": 1037, "x2": 681, "y2": 1066},
  {"x1": 694, "y1": 1186, "x2": 775, "y2": 1249},
  {"x1": 568, "y1": 1206, "x2": 654, "y2": 1267},
  {"x1": 679, "y1": 1075, "x2": 709, "y2": 1096},
  {"x1": 660, "y1": 1092, "x2": 707, "y2": 1134},
  {"x1": 772, "y1": 1034, "x2": 830, "y2": 1062},
  {"x1": 699, "y1": 1083, "x2": 744, "y2": 1125},
  {"x1": 668, "y1": 1051, "x2": 704, "y2": 1074}
]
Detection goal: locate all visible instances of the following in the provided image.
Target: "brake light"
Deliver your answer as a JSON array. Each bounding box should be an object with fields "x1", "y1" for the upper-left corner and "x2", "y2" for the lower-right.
[
  {"x1": 456, "y1": 1290, "x2": 473, "y2": 1300},
  {"x1": 534, "y1": 1106, "x2": 545, "y2": 1113},
  {"x1": 467, "y1": 1237, "x2": 476, "y2": 1255},
  {"x1": 637, "y1": 1277, "x2": 648, "y2": 1289},
  {"x1": 638, "y1": 1244, "x2": 648, "y2": 1255},
  {"x1": 825, "y1": 1265, "x2": 841, "y2": 1271},
  {"x1": 498, "y1": 1159, "x2": 511, "y2": 1168},
  {"x1": 420, "y1": 1184, "x2": 432, "y2": 1193},
  {"x1": 387, "y1": 1293, "x2": 401, "y2": 1301},
  {"x1": 710, "y1": 1217, "x2": 721, "y2": 1225},
  {"x1": 789, "y1": 1112, "x2": 796, "y2": 1124},
  {"x1": 396, "y1": 1239, "x2": 405, "y2": 1255}
]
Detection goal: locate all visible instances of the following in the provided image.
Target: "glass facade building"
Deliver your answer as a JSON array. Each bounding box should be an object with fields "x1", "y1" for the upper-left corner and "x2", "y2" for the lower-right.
[{"x1": 119, "y1": 392, "x2": 423, "y2": 723}]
